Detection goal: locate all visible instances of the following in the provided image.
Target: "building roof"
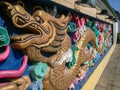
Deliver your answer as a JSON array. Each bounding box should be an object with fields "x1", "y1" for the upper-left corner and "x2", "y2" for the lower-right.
[{"x1": 96, "y1": 0, "x2": 119, "y2": 20}]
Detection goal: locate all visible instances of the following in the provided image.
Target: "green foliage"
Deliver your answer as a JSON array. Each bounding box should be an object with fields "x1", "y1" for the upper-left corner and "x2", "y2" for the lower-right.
[{"x1": 117, "y1": 32, "x2": 120, "y2": 41}]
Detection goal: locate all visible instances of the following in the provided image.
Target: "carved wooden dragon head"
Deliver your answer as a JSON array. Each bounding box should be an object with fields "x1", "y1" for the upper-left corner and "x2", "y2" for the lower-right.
[{"x1": 3, "y1": 2, "x2": 70, "y2": 50}]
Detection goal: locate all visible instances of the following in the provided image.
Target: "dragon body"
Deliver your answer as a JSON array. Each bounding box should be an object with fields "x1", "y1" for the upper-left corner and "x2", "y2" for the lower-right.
[
  {"x1": 43, "y1": 28, "x2": 96, "y2": 90},
  {"x1": 3, "y1": 2, "x2": 97, "y2": 90}
]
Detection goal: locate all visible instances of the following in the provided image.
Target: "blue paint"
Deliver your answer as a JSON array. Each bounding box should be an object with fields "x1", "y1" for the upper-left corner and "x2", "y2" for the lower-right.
[
  {"x1": 74, "y1": 47, "x2": 111, "y2": 90},
  {"x1": 0, "y1": 17, "x2": 31, "y2": 76},
  {"x1": 0, "y1": 18, "x2": 5, "y2": 28},
  {"x1": 0, "y1": 45, "x2": 30, "y2": 76},
  {"x1": 27, "y1": 80, "x2": 43, "y2": 90},
  {"x1": 0, "y1": 1, "x2": 114, "y2": 90}
]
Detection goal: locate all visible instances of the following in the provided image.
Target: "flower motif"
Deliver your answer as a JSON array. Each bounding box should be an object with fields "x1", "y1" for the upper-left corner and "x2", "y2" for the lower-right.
[
  {"x1": 98, "y1": 23, "x2": 104, "y2": 32},
  {"x1": 68, "y1": 22, "x2": 76, "y2": 32},
  {"x1": 72, "y1": 30, "x2": 81, "y2": 43},
  {"x1": 29, "y1": 62, "x2": 48, "y2": 80}
]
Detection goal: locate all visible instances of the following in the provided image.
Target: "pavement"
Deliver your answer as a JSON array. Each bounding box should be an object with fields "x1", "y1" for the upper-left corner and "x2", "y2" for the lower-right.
[{"x1": 95, "y1": 44, "x2": 120, "y2": 90}]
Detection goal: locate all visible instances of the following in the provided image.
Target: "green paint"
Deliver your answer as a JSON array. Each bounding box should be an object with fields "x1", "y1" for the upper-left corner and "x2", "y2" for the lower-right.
[
  {"x1": 30, "y1": 62, "x2": 48, "y2": 80},
  {"x1": 83, "y1": 60, "x2": 93, "y2": 67},
  {"x1": 66, "y1": 45, "x2": 78, "y2": 68},
  {"x1": 0, "y1": 27, "x2": 10, "y2": 47},
  {"x1": 68, "y1": 22, "x2": 76, "y2": 32}
]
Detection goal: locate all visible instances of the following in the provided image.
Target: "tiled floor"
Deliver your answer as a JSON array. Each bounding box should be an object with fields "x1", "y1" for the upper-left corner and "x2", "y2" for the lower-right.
[{"x1": 95, "y1": 44, "x2": 120, "y2": 90}]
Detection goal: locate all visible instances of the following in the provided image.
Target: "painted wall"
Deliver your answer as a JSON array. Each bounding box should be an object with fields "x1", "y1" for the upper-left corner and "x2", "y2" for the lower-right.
[{"x1": 0, "y1": 0, "x2": 117, "y2": 90}]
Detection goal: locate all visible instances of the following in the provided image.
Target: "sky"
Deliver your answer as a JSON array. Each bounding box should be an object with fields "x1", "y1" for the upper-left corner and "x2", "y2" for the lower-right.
[{"x1": 108, "y1": 0, "x2": 120, "y2": 12}]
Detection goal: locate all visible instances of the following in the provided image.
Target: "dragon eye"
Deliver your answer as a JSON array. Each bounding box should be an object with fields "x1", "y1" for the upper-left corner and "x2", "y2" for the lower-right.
[{"x1": 34, "y1": 16, "x2": 44, "y2": 23}]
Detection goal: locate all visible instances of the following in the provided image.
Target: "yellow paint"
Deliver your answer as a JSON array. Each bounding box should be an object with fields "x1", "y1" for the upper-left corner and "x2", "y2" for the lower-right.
[
  {"x1": 81, "y1": 44, "x2": 116, "y2": 90},
  {"x1": 44, "y1": 1, "x2": 117, "y2": 90},
  {"x1": 81, "y1": 22, "x2": 117, "y2": 90}
]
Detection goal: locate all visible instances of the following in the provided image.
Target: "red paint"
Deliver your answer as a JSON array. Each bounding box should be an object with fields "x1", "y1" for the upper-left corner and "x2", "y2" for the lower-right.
[
  {"x1": 91, "y1": 55, "x2": 95, "y2": 60},
  {"x1": 80, "y1": 17, "x2": 86, "y2": 27},
  {"x1": 98, "y1": 35, "x2": 102, "y2": 42},
  {"x1": 0, "y1": 55, "x2": 28, "y2": 78},
  {"x1": 72, "y1": 15, "x2": 81, "y2": 27},
  {"x1": 108, "y1": 30, "x2": 112, "y2": 34},
  {"x1": 72, "y1": 30, "x2": 81, "y2": 43},
  {"x1": 0, "y1": 83, "x2": 8, "y2": 87},
  {"x1": 98, "y1": 23, "x2": 104, "y2": 32},
  {"x1": 72, "y1": 15, "x2": 86, "y2": 28},
  {"x1": 0, "y1": 45, "x2": 10, "y2": 62}
]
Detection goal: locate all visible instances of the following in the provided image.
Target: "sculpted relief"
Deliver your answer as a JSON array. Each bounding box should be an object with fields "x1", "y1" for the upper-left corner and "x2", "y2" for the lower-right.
[{"x1": 0, "y1": 1, "x2": 113, "y2": 90}]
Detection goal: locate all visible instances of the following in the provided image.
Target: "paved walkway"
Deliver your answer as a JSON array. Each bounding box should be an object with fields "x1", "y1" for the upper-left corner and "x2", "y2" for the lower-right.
[{"x1": 95, "y1": 44, "x2": 120, "y2": 90}]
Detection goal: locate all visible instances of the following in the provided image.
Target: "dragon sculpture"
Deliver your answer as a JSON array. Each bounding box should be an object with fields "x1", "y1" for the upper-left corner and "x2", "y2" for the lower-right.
[
  {"x1": 43, "y1": 28, "x2": 96, "y2": 90},
  {"x1": 3, "y1": 1, "x2": 70, "y2": 65},
  {"x1": 0, "y1": 76, "x2": 31, "y2": 90},
  {"x1": 2, "y1": 1, "x2": 97, "y2": 90}
]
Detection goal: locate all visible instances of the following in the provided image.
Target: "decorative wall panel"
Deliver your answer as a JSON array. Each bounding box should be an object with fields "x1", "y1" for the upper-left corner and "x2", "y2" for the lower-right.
[{"x1": 0, "y1": 0, "x2": 113, "y2": 90}]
